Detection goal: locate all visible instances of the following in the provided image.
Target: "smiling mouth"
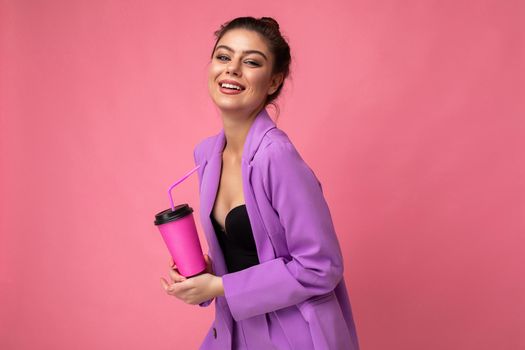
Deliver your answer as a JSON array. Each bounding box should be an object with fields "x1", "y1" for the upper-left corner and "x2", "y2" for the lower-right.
[{"x1": 218, "y1": 82, "x2": 245, "y2": 91}]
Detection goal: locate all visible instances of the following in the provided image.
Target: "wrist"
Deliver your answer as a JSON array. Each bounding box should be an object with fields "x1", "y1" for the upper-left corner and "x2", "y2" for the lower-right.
[{"x1": 215, "y1": 276, "x2": 225, "y2": 297}]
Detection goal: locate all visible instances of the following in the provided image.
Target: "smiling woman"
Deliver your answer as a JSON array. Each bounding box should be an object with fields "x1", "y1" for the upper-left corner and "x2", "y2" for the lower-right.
[
  {"x1": 160, "y1": 16, "x2": 360, "y2": 350},
  {"x1": 207, "y1": 21, "x2": 288, "y2": 121}
]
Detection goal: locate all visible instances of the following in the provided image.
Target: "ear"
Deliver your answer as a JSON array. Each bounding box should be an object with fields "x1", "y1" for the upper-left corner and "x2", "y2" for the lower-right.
[{"x1": 267, "y1": 72, "x2": 284, "y2": 95}]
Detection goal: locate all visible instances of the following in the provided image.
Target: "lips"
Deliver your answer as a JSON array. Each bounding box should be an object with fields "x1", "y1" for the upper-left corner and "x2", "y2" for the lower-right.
[
  {"x1": 219, "y1": 85, "x2": 243, "y2": 95},
  {"x1": 218, "y1": 79, "x2": 246, "y2": 91}
]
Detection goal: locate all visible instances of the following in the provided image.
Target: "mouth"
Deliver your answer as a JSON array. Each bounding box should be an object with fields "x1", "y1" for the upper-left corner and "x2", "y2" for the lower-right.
[{"x1": 217, "y1": 80, "x2": 246, "y2": 93}]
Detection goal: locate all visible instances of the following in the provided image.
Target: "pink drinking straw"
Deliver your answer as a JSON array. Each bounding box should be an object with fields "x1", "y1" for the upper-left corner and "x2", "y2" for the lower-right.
[{"x1": 168, "y1": 164, "x2": 201, "y2": 211}]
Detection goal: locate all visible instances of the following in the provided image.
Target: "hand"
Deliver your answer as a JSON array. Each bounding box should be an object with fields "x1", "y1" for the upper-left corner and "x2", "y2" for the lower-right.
[
  {"x1": 160, "y1": 254, "x2": 223, "y2": 305},
  {"x1": 161, "y1": 256, "x2": 187, "y2": 285},
  {"x1": 203, "y1": 253, "x2": 214, "y2": 275},
  {"x1": 163, "y1": 272, "x2": 222, "y2": 305}
]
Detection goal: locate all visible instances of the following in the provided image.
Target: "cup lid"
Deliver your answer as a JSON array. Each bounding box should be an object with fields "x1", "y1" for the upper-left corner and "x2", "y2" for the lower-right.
[{"x1": 154, "y1": 204, "x2": 193, "y2": 225}]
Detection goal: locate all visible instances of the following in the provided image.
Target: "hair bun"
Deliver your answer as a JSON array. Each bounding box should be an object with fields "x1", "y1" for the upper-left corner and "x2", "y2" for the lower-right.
[{"x1": 260, "y1": 17, "x2": 280, "y2": 30}]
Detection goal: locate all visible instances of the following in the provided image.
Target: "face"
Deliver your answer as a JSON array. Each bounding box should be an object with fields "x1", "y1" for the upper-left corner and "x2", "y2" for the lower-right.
[{"x1": 208, "y1": 28, "x2": 283, "y2": 116}]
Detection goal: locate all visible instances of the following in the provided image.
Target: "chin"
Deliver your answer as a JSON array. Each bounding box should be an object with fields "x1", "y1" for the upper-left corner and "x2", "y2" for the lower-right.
[
  {"x1": 212, "y1": 96, "x2": 247, "y2": 111},
  {"x1": 215, "y1": 103, "x2": 247, "y2": 114}
]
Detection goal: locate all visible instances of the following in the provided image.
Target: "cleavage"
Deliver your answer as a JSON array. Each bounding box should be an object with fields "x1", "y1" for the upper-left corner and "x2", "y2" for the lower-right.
[{"x1": 214, "y1": 204, "x2": 245, "y2": 233}]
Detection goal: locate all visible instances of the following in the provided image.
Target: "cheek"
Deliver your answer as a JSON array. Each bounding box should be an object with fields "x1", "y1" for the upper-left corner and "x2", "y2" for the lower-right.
[
  {"x1": 251, "y1": 71, "x2": 270, "y2": 88},
  {"x1": 249, "y1": 74, "x2": 271, "y2": 94},
  {"x1": 207, "y1": 71, "x2": 219, "y2": 91},
  {"x1": 208, "y1": 64, "x2": 221, "y2": 81}
]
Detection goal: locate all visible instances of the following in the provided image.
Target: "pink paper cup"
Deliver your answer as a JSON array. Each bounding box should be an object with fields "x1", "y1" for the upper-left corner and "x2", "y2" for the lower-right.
[{"x1": 154, "y1": 204, "x2": 206, "y2": 277}]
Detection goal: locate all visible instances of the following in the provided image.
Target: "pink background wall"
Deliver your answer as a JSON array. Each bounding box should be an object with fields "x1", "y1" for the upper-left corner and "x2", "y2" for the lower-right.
[{"x1": 1, "y1": 1, "x2": 523, "y2": 349}]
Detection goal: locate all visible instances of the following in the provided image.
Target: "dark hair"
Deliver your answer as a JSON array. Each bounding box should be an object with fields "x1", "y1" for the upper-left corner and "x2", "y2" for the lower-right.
[{"x1": 210, "y1": 16, "x2": 292, "y2": 116}]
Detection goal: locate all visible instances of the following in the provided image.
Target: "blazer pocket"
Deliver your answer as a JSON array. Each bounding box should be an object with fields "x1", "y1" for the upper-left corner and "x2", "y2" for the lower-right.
[
  {"x1": 272, "y1": 305, "x2": 314, "y2": 349},
  {"x1": 298, "y1": 291, "x2": 353, "y2": 350},
  {"x1": 307, "y1": 291, "x2": 336, "y2": 305}
]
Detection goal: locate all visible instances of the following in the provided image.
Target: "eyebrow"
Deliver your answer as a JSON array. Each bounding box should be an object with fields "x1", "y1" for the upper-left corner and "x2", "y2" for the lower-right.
[{"x1": 214, "y1": 45, "x2": 268, "y2": 61}]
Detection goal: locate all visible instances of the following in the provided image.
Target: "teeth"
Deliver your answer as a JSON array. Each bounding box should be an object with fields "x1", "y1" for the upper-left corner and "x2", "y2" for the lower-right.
[{"x1": 221, "y1": 83, "x2": 242, "y2": 90}]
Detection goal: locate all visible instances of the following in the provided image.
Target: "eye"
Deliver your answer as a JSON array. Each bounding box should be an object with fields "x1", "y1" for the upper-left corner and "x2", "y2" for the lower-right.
[
  {"x1": 245, "y1": 60, "x2": 260, "y2": 67},
  {"x1": 215, "y1": 54, "x2": 260, "y2": 67},
  {"x1": 216, "y1": 54, "x2": 229, "y2": 61}
]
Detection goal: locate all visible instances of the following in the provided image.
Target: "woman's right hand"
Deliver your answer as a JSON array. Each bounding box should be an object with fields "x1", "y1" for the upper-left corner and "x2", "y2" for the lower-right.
[{"x1": 160, "y1": 257, "x2": 187, "y2": 293}]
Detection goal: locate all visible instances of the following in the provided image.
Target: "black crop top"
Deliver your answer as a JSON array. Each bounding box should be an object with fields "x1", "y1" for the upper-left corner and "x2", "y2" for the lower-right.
[{"x1": 210, "y1": 205, "x2": 260, "y2": 273}]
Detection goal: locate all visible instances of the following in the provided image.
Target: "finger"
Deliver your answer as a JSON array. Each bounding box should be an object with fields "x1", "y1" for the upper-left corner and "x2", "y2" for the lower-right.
[
  {"x1": 160, "y1": 277, "x2": 169, "y2": 291},
  {"x1": 204, "y1": 254, "x2": 214, "y2": 273},
  {"x1": 167, "y1": 280, "x2": 186, "y2": 296},
  {"x1": 169, "y1": 257, "x2": 176, "y2": 269},
  {"x1": 205, "y1": 254, "x2": 213, "y2": 267},
  {"x1": 169, "y1": 267, "x2": 187, "y2": 283}
]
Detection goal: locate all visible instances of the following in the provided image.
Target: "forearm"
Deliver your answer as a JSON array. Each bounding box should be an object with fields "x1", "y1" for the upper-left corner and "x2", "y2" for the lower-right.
[{"x1": 222, "y1": 257, "x2": 343, "y2": 321}]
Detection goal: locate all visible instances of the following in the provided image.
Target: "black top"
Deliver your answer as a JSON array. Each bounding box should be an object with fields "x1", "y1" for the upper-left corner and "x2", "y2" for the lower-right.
[{"x1": 210, "y1": 205, "x2": 260, "y2": 273}]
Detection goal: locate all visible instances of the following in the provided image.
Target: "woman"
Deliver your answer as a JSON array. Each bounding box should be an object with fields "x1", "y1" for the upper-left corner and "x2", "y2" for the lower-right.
[{"x1": 160, "y1": 16, "x2": 360, "y2": 349}]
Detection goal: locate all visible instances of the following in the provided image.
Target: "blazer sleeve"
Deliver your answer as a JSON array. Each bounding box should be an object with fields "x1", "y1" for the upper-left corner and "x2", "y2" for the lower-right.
[
  {"x1": 222, "y1": 141, "x2": 345, "y2": 321},
  {"x1": 193, "y1": 143, "x2": 214, "y2": 308}
]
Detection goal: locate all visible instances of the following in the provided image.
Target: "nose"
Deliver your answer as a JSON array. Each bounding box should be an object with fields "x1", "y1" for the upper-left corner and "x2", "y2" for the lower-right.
[{"x1": 226, "y1": 58, "x2": 241, "y2": 77}]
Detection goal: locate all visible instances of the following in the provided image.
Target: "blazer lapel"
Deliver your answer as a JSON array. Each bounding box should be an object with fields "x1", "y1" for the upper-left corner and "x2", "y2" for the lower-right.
[
  {"x1": 241, "y1": 108, "x2": 278, "y2": 263},
  {"x1": 196, "y1": 109, "x2": 277, "y2": 341},
  {"x1": 199, "y1": 108, "x2": 278, "y2": 274},
  {"x1": 199, "y1": 130, "x2": 228, "y2": 277}
]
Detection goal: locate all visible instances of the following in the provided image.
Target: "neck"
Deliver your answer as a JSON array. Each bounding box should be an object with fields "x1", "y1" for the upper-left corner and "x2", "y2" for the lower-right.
[{"x1": 220, "y1": 106, "x2": 263, "y2": 157}]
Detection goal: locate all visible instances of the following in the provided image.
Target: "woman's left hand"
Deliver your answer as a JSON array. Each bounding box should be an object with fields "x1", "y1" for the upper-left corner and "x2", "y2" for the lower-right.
[
  {"x1": 160, "y1": 254, "x2": 224, "y2": 305},
  {"x1": 162, "y1": 273, "x2": 223, "y2": 305}
]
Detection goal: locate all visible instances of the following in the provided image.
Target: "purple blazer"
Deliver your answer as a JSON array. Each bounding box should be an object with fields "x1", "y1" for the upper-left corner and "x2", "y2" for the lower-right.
[{"x1": 193, "y1": 108, "x2": 360, "y2": 349}]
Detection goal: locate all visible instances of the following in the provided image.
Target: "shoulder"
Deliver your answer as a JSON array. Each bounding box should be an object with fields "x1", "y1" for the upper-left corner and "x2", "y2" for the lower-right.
[
  {"x1": 252, "y1": 128, "x2": 317, "y2": 186},
  {"x1": 252, "y1": 127, "x2": 323, "y2": 197},
  {"x1": 193, "y1": 133, "x2": 219, "y2": 164},
  {"x1": 253, "y1": 127, "x2": 304, "y2": 167}
]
